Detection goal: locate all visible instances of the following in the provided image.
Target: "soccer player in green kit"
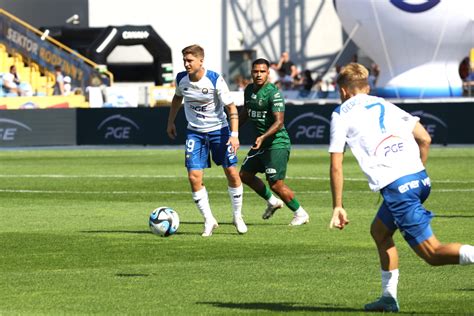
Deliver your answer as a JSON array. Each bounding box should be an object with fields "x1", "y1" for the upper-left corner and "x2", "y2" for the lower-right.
[{"x1": 239, "y1": 58, "x2": 310, "y2": 226}]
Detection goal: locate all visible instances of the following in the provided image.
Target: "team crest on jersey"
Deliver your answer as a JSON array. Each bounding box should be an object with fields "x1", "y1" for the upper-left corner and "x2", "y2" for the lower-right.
[{"x1": 202, "y1": 88, "x2": 209, "y2": 94}]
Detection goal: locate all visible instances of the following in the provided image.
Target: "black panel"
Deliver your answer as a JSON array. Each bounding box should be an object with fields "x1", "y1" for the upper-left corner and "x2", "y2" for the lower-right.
[
  {"x1": 0, "y1": 109, "x2": 76, "y2": 146},
  {"x1": 1, "y1": 100, "x2": 473, "y2": 147}
]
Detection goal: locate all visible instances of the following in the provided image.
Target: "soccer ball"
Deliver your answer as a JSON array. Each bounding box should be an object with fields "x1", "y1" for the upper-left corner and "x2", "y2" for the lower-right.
[{"x1": 149, "y1": 207, "x2": 180, "y2": 237}]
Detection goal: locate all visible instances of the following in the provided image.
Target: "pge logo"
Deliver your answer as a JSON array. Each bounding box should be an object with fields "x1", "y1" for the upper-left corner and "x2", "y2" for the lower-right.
[
  {"x1": 0, "y1": 118, "x2": 32, "y2": 141},
  {"x1": 410, "y1": 110, "x2": 447, "y2": 144},
  {"x1": 390, "y1": 0, "x2": 440, "y2": 13},
  {"x1": 286, "y1": 112, "x2": 331, "y2": 144},
  {"x1": 374, "y1": 135, "x2": 405, "y2": 158},
  {"x1": 97, "y1": 114, "x2": 140, "y2": 140}
]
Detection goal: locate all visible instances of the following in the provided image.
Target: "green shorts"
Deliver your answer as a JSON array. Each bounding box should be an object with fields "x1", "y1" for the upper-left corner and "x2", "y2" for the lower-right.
[{"x1": 240, "y1": 147, "x2": 290, "y2": 182}]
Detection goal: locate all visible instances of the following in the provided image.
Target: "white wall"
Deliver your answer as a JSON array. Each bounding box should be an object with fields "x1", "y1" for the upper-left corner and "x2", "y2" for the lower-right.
[{"x1": 88, "y1": 0, "x2": 344, "y2": 80}]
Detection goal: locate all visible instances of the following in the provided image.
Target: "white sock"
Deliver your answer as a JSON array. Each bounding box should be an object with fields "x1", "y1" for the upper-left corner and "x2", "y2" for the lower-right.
[
  {"x1": 192, "y1": 187, "x2": 213, "y2": 220},
  {"x1": 295, "y1": 207, "x2": 306, "y2": 215},
  {"x1": 459, "y1": 245, "x2": 474, "y2": 265},
  {"x1": 381, "y1": 269, "x2": 399, "y2": 299},
  {"x1": 267, "y1": 194, "x2": 279, "y2": 205},
  {"x1": 228, "y1": 184, "x2": 243, "y2": 218}
]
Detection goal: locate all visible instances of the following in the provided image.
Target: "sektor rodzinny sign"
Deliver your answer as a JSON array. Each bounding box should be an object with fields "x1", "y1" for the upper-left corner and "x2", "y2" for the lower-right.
[{"x1": 0, "y1": 16, "x2": 105, "y2": 90}]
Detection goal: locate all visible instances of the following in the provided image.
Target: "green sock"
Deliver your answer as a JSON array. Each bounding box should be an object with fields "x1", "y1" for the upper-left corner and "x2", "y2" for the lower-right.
[
  {"x1": 256, "y1": 185, "x2": 273, "y2": 200},
  {"x1": 286, "y1": 198, "x2": 300, "y2": 212}
]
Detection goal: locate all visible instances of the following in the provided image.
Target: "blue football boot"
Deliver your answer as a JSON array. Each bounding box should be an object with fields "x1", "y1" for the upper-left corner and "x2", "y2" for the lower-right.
[{"x1": 364, "y1": 296, "x2": 400, "y2": 312}]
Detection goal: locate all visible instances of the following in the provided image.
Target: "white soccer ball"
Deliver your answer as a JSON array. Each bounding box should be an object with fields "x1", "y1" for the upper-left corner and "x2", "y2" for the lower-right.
[{"x1": 149, "y1": 207, "x2": 180, "y2": 237}]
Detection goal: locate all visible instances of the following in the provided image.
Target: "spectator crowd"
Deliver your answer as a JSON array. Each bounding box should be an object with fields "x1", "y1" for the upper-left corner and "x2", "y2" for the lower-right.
[
  {"x1": 1, "y1": 63, "x2": 75, "y2": 98},
  {"x1": 233, "y1": 51, "x2": 474, "y2": 99},
  {"x1": 2, "y1": 51, "x2": 474, "y2": 100}
]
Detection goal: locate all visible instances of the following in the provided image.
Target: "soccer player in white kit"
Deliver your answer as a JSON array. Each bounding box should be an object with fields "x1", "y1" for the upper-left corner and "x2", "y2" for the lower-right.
[
  {"x1": 328, "y1": 63, "x2": 474, "y2": 312},
  {"x1": 167, "y1": 44, "x2": 247, "y2": 237}
]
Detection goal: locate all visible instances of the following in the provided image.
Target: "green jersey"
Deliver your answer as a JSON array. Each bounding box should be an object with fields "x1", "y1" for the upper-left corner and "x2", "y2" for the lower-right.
[{"x1": 243, "y1": 83, "x2": 291, "y2": 149}]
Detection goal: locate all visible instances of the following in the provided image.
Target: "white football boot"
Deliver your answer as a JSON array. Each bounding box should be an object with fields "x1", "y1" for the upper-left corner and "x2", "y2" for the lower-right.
[
  {"x1": 202, "y1": 217, "x2": 219, "y2": 237},
  {"x1": 233, "y1": 216, "x2": 248, "y2": 234},
  {"x1": 262, "y1": 199, "x2": 284, "y2": 220},
  {"x1": 289, "y1": 209, "x2": 310, "y2": 226}
]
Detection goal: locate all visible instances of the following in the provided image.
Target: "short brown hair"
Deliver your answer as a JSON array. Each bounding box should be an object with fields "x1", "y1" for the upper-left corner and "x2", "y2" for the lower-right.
[
  {"x1": 182, "y1": 44, "x2": 204, "y2": 58},
  {"x1": 336, "y1": 62, "x2": 369, "y2": 91}
]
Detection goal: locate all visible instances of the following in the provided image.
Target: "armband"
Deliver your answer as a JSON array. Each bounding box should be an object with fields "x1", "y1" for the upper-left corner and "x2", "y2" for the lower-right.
[{"x1": 231, "y1": 131, "x2": 239, "y2": 137}]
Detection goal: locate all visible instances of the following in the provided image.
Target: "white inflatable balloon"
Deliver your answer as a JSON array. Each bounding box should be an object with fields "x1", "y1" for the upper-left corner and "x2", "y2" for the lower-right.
[{"x1": 334, "y1": 0, "x2": 474, "y2": 98}]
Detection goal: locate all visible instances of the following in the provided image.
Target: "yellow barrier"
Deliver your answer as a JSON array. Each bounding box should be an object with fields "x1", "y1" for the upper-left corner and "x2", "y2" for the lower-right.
[
  {"x1": 0, "y1": 95, "x2": 88, "y2": 109},
  {"x1": 149, "y1": 85, "x2": 174, "y2": 106}
]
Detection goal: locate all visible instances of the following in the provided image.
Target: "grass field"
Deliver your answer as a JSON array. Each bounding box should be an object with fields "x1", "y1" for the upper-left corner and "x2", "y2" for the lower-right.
[{"x1": 1, "y1": 146, "x2": 473, "y2": 315}]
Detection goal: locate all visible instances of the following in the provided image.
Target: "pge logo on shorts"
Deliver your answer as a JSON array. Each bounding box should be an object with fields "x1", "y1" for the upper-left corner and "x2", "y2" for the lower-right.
[
  {"x1": 97, "y1": 114, "x2": 140, "y2": 140},
  {"x1": 0, "y1": 118, "x2": 32, "y2": 141},
  {"x1": 390, "y1": 0, "x2": 440, "y2": 13}
]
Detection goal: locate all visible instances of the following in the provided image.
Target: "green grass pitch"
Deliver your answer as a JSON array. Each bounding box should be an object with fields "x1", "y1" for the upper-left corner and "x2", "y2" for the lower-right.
[{"x1": 1, "y1": 146, "x2": 473, "y2": 315}]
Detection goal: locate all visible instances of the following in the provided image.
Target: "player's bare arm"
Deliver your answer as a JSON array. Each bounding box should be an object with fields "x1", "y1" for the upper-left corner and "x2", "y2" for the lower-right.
[
  {"x1": 226, "y1": 102, "x2": 240, "y2": 153},
  {"x1": 252, "y1": 111, "x2": 284, "y2": 149},
  {"x1": 412, "y1": 121, "x2": 431, "y2": 166},
  {"x1": 329, "y1": 152, "x2": 349, "y2": 229},
  {"x1": 167, "y1": 94, "x2": 183, "y2": 140}
]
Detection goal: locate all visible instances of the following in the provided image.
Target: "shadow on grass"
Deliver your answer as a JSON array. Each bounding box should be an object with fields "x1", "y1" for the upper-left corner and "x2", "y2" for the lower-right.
[
  {"x1": 195, "y1": 221, "x2": 288, "y2": 227},
  {"x1": 80, "y1": 220, "x2": 288, "y2": 236},
  {"x1": 80, "y1": 230, "x2": 151, "y2": 234},
  {"x1": 80, "y1": 230, "x2": 237, "y2": 236},
  {"x1": 198, "y1": 301, "x2": 360, "y2": 313},
  {"x1": 180, "y1": 221, "x2": 287, "y2": 227},
  {"x1": 436, "y1": 215, "x2": 474, "y2": 219},
  {"x1": 115, "y1": 273, "x2": 149, "y2": 277},
  {"x1": 198, "y1": 301, "x2": 462, "y2": 314}
]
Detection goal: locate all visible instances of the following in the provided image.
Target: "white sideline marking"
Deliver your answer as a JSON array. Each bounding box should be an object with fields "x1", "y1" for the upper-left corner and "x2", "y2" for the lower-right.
[
  {"x1": 0, "y1": 174, "x2": 473, "y2": 184},
  {"x1": 0, "y1": 174, "x2": 181, "y2": 179},
  {"x1": 0, "y1": 188, "x2": 472, "y2": 195}
]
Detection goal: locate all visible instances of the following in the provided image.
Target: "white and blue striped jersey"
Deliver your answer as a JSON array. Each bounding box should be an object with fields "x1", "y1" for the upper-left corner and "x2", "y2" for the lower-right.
[
  {"x1": 175, "y1": 69, "x2": 234, "y2": 133},
  {"x1": 329, "y1": 94, "x2": 425, "y2": 191}
]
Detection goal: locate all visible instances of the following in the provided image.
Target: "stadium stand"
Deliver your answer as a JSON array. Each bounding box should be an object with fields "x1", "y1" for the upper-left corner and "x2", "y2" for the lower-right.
[
  {"x1": 0, "y1": 44, "x2": 56, "y2": 97},
  {"x1": 0, "y1": 8, "x2": 113, "y2": 106}
]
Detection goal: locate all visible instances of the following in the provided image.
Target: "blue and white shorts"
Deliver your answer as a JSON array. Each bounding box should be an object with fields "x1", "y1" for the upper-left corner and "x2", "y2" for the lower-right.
[
  {"x1": 185, "y1": 127, "x2": 238, "y2": 170},
  {"x1": 377, "y1": 170, "x2": 434, "y2": 247}
]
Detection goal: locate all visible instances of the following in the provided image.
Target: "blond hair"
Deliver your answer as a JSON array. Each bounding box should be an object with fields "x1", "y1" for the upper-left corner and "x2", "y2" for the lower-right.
[
  {"x1": 182, "y1": 44, "x2": 204, "y2": 58},
  {"x1": 336, "y1": 63, "x2": 369, "y2": 92}
]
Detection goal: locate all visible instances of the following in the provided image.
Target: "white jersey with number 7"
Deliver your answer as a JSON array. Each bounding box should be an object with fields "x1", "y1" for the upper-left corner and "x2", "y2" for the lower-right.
[{"x1": 329, "y1": 94, "x2": 425, "y2": 191}]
